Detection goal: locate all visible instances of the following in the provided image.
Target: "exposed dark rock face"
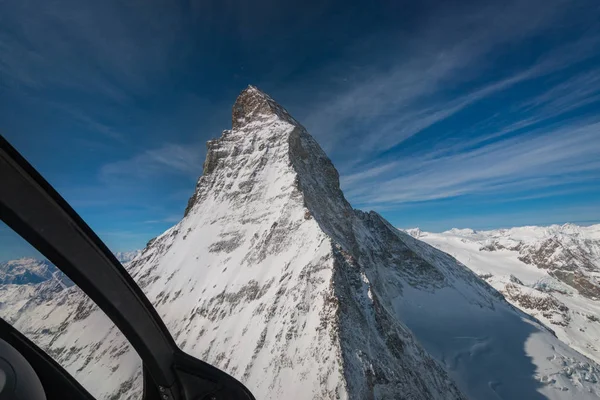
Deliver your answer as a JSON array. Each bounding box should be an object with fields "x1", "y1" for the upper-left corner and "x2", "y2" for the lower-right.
[
  {"x1": 550, "y1": 270, "x2": 600, "y2": 299},
  {"x1": 232, "y1": 85, "x2": 298, "y2": 130},
  {"x1": 518, "y1": 237, "x2": 600, "y2": 299},
  {"x1": 502, "y1": 283, "x2": 571, "y2": 326},
  {"x1": 480, "y1": 234, "x2": 600, "y2": 300}
]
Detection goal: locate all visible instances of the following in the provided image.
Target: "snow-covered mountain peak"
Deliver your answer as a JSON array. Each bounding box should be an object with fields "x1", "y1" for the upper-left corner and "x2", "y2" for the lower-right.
[
  {"x1": 136, "y1": 88, "x2": 471, "y2": 398},
  {"x1": 231, "y1": 85, "x2": 299, "y2": 130},
  {"x1": 3, "y1": 89, "x2": 600, "y2": 399},
  {"x1": 186, "y1": 85, "x2": 352, "y2": 237},
  {"x1": 114, "y1": 250, "x2": 141, "y2": 264},
  {"x1": 4, "y1": 257, "x2": 37, "y2": 266},
  {"x1": 404, "y1": 227, "x2": 422, "y2": 238},
  {"x1": 444, "y1": 227, "x2": 477, "y2": 236}
]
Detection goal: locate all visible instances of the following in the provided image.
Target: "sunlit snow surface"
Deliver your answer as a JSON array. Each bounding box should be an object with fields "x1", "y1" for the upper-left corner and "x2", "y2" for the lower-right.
[
  {"x1": 404, "y1": 226, "x2": 600, "y2": 398},
  {"x1": 0, "y1": 257, "x2": 143, "y2": 399}
]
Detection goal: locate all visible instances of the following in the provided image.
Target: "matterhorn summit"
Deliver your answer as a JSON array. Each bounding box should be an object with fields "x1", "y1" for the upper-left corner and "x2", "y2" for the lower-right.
[{"x1": 137, "y1": 85, "x2": 465, "y2": 399}]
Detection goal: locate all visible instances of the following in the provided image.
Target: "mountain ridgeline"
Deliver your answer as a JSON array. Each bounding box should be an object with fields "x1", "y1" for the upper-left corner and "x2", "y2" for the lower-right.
[
  {"x1": 409, "y1": 225, "x2": 600, "y2": 368},
  {"x1": 0, "y1": 86, "x2": 598, "y2": 399}
]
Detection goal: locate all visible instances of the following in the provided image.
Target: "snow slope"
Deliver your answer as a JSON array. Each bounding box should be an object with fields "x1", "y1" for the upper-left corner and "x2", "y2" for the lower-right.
[
  {"x1": 0, "y1": 255, "x2": 143, "y2": 399},
  {"x1": 407, "y1": 226, "x2": 600, "y2": 367},
  {"x1": 0, "y1": 87, "x2": 599, "y2": 399}
]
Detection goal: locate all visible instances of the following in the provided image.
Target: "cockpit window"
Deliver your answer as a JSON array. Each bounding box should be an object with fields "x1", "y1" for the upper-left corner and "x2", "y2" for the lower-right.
[{"x1": 0, "y1": 221, "x2": 143, "y2": 400}]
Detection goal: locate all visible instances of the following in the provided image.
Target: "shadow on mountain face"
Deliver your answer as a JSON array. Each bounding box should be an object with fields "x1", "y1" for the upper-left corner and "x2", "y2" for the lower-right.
[{"x1": 392, "y1": 287, "x2": 547, "y2": 400}]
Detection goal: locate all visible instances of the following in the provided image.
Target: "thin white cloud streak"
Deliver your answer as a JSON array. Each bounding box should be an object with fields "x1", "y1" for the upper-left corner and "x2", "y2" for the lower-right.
[
  {"x1": 0, "y1": 0, "x2": 182, "y2": 99},
  {"x1": 355, "y1": 68, "x2": 542, "y2": 153},
  {"x1": 100, "y1": 143, "x2": 204, "y2": 183},
  {"x1": 51, "y1": 104, "x2": 126, "y2": 141},
  {"x1": 520, "y1": 70, "x2": 600, "y2": 115},
  {"x1": 410, "y1": 64, "x2": 600, "y2": 165},
  {"x1": 484, "y1": 185, "x2": 598, "y2": 203},
  {"x1": 343, "y1": 121, "x2": 600, "y2": 206},
  {"x1": 0, "y1": 0, "x2": 194, "y2": 147},
  {"x1": 319, "y1": 10, "x2": 600, "y2": 210},
  {"x1": 143, "y1": 215, "x2": 181, "y2": 224},
  {"x1": 320, "y1": 38, "x2": 598, "y2": 160}
]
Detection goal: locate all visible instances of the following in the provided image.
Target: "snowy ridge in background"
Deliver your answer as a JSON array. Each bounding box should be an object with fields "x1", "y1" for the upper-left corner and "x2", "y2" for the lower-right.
[
  {"x1": 114, "y1": 250, "x2": 142, "y2": 264},
  {"x1": 0, "y1": 249, "x2": 141, "y2": 283},
  {"x1": 0, "y1": 254, "x2": 142, "y2": 399},
  {"x1": 406, "y1": 224, "x2": 600, "y2": 365},
  {"x1": 0, "y1": 87, "x2": 598, "y2": 399},
  {"x1": 0, "y1": 258, "x2": 60, "y2": 285}
]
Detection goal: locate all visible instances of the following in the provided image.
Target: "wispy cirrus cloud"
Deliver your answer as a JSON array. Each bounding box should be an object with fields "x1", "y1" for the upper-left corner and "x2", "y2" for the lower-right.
[
  {"x1": 296, "y1": 0, "x2": 600, "y2": 166},
  {"x1": 0, "y1": 0, "x2": 193, "y2": 148},
  {"x1": 343, "y1": 120, "x2": 600, "y2": 207},
  {"x1": 143, "y1": 215, "x2": 182, "y2": 224},
  {"x1": 0, "y1": 0, "x2": 182, "y2": 97},
  {"x1": 99, "y1": 143, "x2": 205, "y2": 184},
  {"x1": 519, "y1": 70, "x2": 600, "y2": 116},
  {"x1": 265, "y1": 0, "x2": 600, "y2": 213}
]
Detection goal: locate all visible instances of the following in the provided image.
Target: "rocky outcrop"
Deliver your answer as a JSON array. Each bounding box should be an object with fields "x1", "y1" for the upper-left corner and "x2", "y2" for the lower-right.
[
  {"x1": 502, "y1": 282, "x2": 570, "y2": 326},
  {"x1": 231, "y1": 85, "x2": 299, "y2": 130}
]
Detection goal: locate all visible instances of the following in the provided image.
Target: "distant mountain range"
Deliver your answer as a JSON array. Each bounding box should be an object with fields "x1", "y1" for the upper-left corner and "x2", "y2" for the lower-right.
[
  {"x1": 406, "y1": 224, "x2": 600, "y2": 365},
  {"x1": 0, "y1": 258, "x2": 60, "y2": 285},
  {"x1": 113, "y1": 250, "x2": 142, "y2": 264},
  {"x1": 0, "y1": 250, "x2": 140, "y2": 286}
]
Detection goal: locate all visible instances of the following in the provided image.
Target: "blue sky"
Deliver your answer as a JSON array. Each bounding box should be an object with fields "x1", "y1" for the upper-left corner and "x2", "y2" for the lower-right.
[{"x1": 1, "y1": 0, "x2": 600, "y2": 258}]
